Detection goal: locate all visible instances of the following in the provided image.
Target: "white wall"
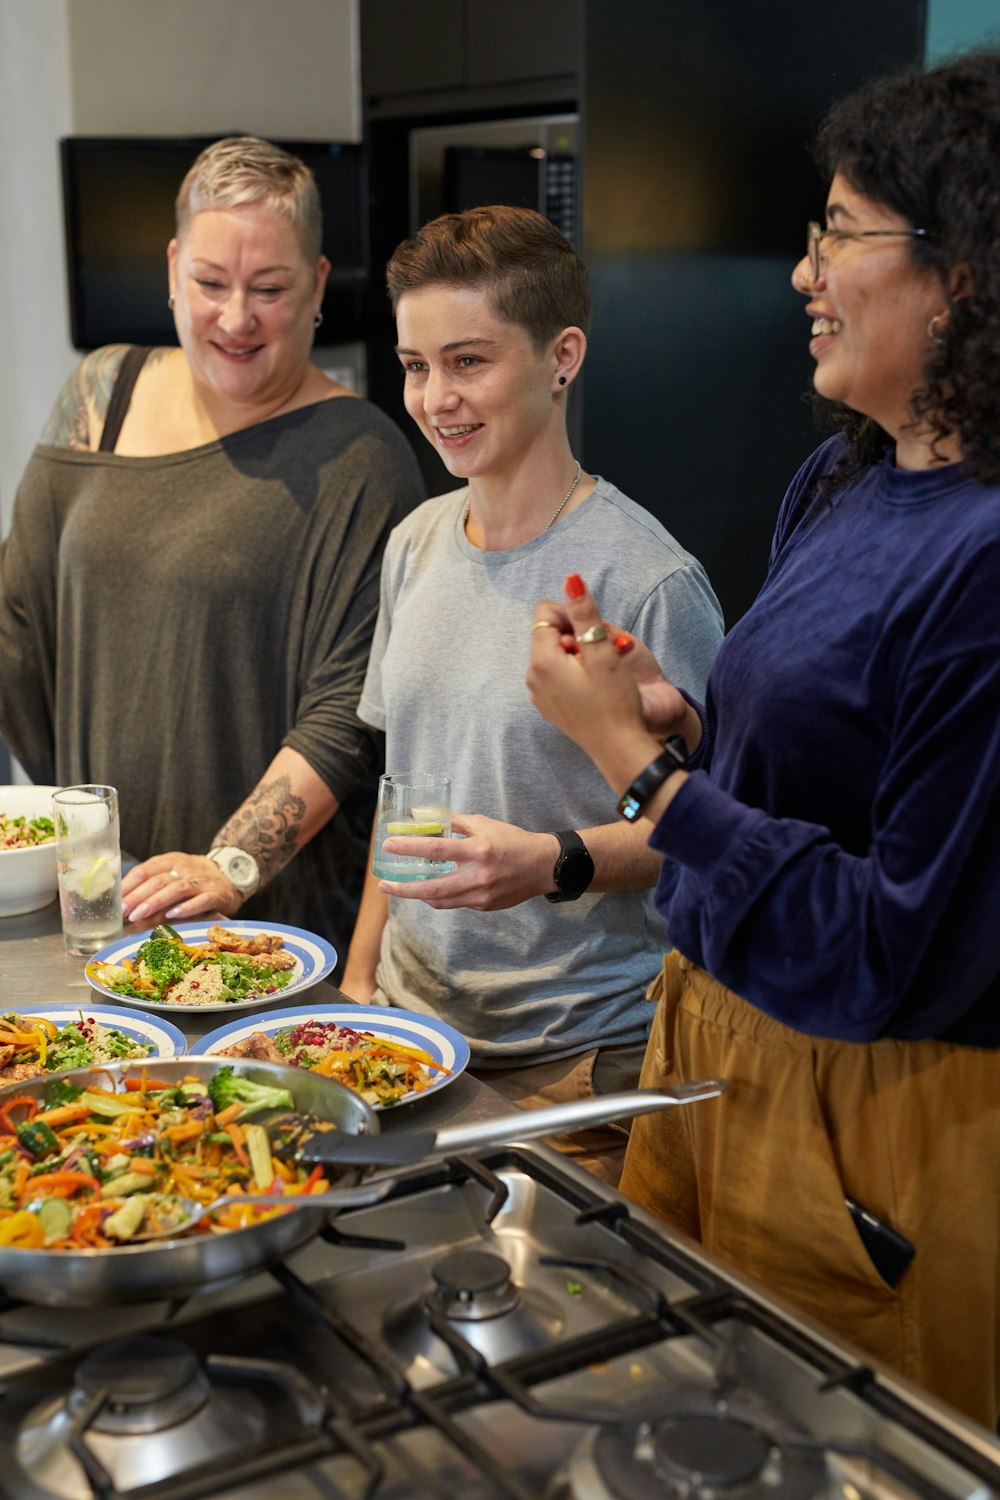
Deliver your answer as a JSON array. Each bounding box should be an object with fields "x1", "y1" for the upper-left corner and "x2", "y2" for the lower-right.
[
  {"x1": 0, "y1": 0, "x2": 77, "y2": 531},
  {"x1": 0, "y1": 0, "x2": 360, "y2": 532}
]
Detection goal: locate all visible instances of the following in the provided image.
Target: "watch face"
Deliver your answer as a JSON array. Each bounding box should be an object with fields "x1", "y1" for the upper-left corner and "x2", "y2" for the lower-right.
[
  {"x1": 228, "y1": 853, "x2": 256, "y2": 885},
  {"x1": 556, "y1": 848, "x2": 593, "y2": 897},
  {"x1": 211, "y1": 847, "x2": 259, "y2": 893}
]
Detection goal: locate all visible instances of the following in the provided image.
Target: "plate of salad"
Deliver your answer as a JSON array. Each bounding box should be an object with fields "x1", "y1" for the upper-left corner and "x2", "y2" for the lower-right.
[
  {"x1": 196, "y1": 1004, "x2": 471, "y2": 1108},
  {"x1": 84, "y1": 922, "x2": 337, "y2": 1014},
  {"x1": 0, "y1": 1005, "x2": 185, "y2": 1084}
]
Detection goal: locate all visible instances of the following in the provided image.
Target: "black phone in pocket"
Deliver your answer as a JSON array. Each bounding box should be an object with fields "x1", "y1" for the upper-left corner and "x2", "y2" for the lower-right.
[{"x1": 845, "y1": 1196, "x2": 916, "y2": 1288}]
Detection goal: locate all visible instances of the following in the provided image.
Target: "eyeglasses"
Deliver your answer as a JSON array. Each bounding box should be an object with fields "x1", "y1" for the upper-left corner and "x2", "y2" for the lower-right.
[{"x1": 805, "y1": 221, "x2": 931, "y2": 282}]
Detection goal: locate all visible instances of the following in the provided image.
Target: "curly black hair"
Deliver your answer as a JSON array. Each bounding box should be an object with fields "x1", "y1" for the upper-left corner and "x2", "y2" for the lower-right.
[{"x1": 811, "y1": 48, "x2": 1000, "y2": 492}]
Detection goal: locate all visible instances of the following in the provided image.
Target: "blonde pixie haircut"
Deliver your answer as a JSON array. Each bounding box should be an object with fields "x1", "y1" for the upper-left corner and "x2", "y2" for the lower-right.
[{"x1": 175, "y1": 136, "x2": 323, "y2": 263}]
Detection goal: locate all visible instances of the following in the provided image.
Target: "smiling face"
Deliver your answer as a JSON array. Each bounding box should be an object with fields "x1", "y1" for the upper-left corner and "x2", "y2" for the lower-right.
[
  {"x1": 792, "y1": 171, "x2": 946, "y2": 450},
  {"x1": 394, "y1": 284, "x2": 570, "y2": 484},
  {"x1": 167, "y1": 203, "x2": 328, "y2": 412}
]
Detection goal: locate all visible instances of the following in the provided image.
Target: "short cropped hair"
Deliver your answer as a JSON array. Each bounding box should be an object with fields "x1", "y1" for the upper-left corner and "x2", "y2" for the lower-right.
[
  {"x1": 386, "y1": 205, "x2": 591, "y2": 345},
  {"x1": 175, "y1": 136, "x2": 323, "y2": 263}
]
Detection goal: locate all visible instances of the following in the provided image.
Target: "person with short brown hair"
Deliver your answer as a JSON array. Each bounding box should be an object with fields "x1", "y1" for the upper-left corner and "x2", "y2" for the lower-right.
[{"x1": 342, "y1": 205, "x2": 723, "y2": 1185}]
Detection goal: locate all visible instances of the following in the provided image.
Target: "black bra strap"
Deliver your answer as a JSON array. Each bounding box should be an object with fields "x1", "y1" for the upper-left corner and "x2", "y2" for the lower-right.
[{"x1": 98, "y1": 346, "x2": 152, "y2": 453}]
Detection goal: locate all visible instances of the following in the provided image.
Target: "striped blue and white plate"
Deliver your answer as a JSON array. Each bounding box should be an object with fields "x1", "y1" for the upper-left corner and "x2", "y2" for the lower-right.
[
  {"x1": 84, "y1": 921, "x2": 337, "y2": 1014},
  {"x1": 195, "y1": 1003, "x2": 471, "y2": 1107},
  {"x1": 4, "y1": 1003, "x2": 186, "y2": 1062}
]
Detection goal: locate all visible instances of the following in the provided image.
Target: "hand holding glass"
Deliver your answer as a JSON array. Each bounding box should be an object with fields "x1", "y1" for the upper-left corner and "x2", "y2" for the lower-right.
[
  {"x1": 53, "y1": 784, "x2": 123, "y2": 955},
  {"x1": 372, "y1": 773, "x2": 457, "y2": 882}
]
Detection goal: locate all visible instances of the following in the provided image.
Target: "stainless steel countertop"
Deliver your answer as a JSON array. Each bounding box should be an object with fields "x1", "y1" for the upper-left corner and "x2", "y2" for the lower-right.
[{"x1": 0, "y1": 899, "x2": 506, "y2": 1136}]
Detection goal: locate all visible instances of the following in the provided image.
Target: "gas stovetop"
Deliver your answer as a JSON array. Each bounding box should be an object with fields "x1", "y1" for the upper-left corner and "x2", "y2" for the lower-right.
[{"x1": 1, "y1": 1143, "x2": 997, "y2": 1500}]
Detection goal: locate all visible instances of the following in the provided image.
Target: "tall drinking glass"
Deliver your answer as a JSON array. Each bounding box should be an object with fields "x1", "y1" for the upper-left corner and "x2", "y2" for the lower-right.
[
  {"x1": 53, "y1": 784, "x2": 123, "y2": 955},
  {"x1": 372, "y1": 772, "x2": 456, "y2": 882}
]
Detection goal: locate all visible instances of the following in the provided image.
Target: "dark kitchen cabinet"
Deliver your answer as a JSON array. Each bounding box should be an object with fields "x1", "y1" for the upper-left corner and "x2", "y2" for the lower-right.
[
  {"x1": 580, "y1": 0, "x2": 926, "y2": 623},
  {"x1": 361, "y1": 0, "x2": 466, "y2": 100},
  {"x1": 362, "y1": 0, "x2": 582, "y2": 104},
  {"x1": 466, "y1": 0, "x2": 583, "y2": 87}
]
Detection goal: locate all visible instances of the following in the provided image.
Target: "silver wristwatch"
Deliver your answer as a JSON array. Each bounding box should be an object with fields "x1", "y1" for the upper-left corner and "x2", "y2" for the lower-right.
[{"x1": 206, "y1": 845, "x2": 260, "y2": 898}]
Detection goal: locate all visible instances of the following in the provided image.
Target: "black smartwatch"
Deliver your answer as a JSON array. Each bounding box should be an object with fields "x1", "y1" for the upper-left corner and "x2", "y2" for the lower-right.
[
  {"x1": 544, "y1": 829, "x2": 595, "y2": 903},
  {"x1": 616, "y1": 735, "x2": 689, "y2": 822}
]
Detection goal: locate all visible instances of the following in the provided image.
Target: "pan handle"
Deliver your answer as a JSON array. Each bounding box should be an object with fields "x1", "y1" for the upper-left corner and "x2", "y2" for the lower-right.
[{"x1": 430, "y1": 1081, "x2": 727, "y2": 1157}]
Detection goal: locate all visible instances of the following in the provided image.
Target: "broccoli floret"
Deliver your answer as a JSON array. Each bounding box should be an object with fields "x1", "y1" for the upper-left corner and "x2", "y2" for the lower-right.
[
  {"x1": 208, "y1": 1066, "x2": 294, "y2": 1120},
  {"x1": 135, "y1": 937, "x2": 192, "y2": 989}
]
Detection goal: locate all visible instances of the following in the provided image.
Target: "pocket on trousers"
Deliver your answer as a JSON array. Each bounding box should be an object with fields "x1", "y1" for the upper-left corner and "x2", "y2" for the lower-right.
[{"x1": 801, "y1": 1072, "x2": 902, "y2": 1300}]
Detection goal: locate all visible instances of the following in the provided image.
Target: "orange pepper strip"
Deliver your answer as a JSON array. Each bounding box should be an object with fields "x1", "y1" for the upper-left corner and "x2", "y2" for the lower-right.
[
  {"x1": 163, "y1": 1120, "x2": 205, "y2": 1145},
  {"x1": 214, "y1": 1103, "x2": 245, "y2": 1127},
  {"x1": 124, "y1": 1157, "x2": 159, "y2": 1176},
  {"x1": 225, "y1": 1121, "x2": 250, "y2": 1170},
  {"x1": 19, "y1": 1170, "x2": 101, "y2": 1204},
  {"x1": 33, "y1": 1103, "x2": 92, "y2": 1128},
  {"x1": 124, "y1": 1078, "x2": 173, "y2": 1092}
]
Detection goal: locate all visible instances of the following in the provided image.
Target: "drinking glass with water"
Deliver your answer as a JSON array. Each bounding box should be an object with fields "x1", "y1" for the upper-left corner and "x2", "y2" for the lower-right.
[
  {"x1": 53, "y1": 784, "x2": 123, "y2": 955},
  {"x1": 372, "y1": 772, "x2": 457, "y2": 882}
]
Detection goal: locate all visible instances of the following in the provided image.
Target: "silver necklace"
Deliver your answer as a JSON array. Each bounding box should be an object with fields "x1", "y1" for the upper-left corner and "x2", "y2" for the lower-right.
[{"x1": 464, "y1": 460, "x2": 583, "y2": 535}]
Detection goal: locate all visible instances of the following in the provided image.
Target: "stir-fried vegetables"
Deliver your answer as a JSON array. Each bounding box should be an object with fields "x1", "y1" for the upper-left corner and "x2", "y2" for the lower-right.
[
  {"x1": 88, "y1": 924, "x2": 296, "y2": 1006},
  {"x1": 0, "y1": 812, "x2": 55, "y2": 849},
  {"x1": 0, "y1": 1011, "x2": 153, "y2": 1074},
  {"x1": 0, "y1": 1071, "x2": 330, "y2": 1249},
  {"x1": 273, "y1": 1021, "x2": 448, "y2": 1106}
]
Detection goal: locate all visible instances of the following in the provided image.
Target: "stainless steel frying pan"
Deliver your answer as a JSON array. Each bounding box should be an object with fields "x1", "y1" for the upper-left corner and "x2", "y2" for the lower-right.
[{"x1": 0, "y1": 1057, "x2": 724, "y2": 1307}]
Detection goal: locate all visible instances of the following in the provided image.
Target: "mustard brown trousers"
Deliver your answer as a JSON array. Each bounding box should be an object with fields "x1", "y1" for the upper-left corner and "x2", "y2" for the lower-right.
[{"x1": 618, "y1": 952, "x2": 1000, "y2": 1430}]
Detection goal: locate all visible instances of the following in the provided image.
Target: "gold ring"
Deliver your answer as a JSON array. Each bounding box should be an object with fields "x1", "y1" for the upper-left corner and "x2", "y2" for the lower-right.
[
  {"x1": 574, "y1": 623, "x2": 608, "y2": 644},
  {"x1": 531, "y1": 619, "x2": 560, "y2": 632}
]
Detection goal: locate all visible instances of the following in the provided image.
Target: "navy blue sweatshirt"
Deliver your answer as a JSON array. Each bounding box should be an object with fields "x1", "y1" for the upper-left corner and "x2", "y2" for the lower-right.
[{"x1": 652, "y1": 436, "x2": 1000, "y2": 1046}]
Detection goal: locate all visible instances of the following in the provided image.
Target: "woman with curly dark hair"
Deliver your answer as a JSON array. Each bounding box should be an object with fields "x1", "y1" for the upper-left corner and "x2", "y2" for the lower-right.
[{"x1": 526, "y1": 49, "x2": 1000, "y2": 1426}]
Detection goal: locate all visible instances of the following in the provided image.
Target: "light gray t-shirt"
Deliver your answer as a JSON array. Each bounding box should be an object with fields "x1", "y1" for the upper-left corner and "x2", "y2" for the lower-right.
[{"x1": 358, "y1": 477, "x2": 724, "y2": 1065}]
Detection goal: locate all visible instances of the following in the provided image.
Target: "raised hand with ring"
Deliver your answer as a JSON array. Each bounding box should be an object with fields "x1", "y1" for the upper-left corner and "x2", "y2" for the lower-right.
[{"x1": 575, "y1": 622, "x2": 608, "y2": 645}]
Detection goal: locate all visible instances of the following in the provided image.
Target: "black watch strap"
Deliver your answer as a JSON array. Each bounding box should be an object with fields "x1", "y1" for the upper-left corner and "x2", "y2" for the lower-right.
[
  {"x1": 544, "y1": 828, "x2": 595, "y2": 903},
  {"x1": 616, "y1": 735, "x2": 689, "y2": 822}
]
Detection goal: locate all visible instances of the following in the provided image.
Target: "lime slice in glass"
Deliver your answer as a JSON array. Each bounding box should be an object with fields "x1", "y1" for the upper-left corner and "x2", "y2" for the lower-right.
[
  {"x1": 386, "y1": 821, "x2": 443, "y2": 836},
  {"x1": 82, "y1": 855, "x2": 114, "y2": 898}
]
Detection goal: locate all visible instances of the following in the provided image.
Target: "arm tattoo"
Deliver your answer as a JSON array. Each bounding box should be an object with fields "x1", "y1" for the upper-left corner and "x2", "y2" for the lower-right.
[
  {"x1": 214, "y1": 776, "x2": 307, "y2": 884},
  {"x1": 38, "y1": 344, "x2": 129, "y2": 451},
  {"x1": 38, "y1": 366, "x2": 91, "y2": 450}
]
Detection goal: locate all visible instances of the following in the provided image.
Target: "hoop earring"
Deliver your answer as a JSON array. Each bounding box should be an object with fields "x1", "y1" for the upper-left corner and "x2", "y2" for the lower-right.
[
  {"x1": 313, "y1": 311, "x2": 324, "y2": 329},
  {"x1": 167, "y1": 295, "x2": 175, "y2": 311},
  {"x1": 927, "y1": 313, "x2": 946, "y2": 343}
]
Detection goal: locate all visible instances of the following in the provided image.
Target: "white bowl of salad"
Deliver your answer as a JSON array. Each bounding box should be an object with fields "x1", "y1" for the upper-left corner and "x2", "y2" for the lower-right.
[{"x1": 0, "y1": 785, "x2": 60, "y2": 918}]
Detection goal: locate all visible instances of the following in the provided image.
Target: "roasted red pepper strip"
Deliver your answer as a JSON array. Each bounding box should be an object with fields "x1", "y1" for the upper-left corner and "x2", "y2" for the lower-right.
[
  {"x1": 0, "y1": 1096, "x2": 40, "y2": 1134},
  {"x1": 18, "y1": 1170, "x2": 101, "y2": 1203}
]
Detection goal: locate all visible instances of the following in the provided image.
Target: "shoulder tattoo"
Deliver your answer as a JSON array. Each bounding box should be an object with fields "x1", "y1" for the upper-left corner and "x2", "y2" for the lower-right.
[
  {"x1": 38, "y1": 344, "x2": 132, "y2": 451},
  {"x1": 215, "y1": 777, "x2": 307, "y2": 882}
]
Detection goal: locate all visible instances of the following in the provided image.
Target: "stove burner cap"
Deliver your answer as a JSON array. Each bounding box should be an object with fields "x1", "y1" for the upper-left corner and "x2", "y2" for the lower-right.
[
  {"x1": 430, "y1": 1251, "x2": 521, "y2": 1320},
  {"x1": 590, "y1": 1391, "x2": 827, "y2": 1500},
  {"x1": 70, "y1": 1336, "x2": 209, "y2": 1435},
  {"x1": 655, "y1": 1415, "x2": 770, "y2": 1489}
]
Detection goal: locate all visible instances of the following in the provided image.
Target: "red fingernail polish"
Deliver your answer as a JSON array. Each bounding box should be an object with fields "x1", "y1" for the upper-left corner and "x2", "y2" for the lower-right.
[
  {"x1": 615, "y1": 632, "x2": 633, "y2": 652},
  {"x1": 565, "y1": 573, "x2": 585, "y2": 600},
  {"x1": 560, "y1": 638, "x2": 580, "y2": 655}
]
